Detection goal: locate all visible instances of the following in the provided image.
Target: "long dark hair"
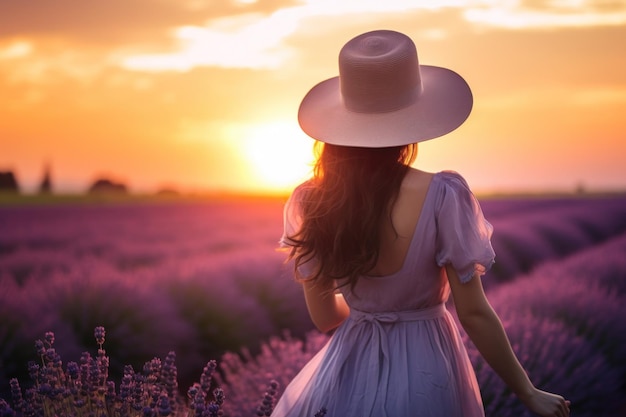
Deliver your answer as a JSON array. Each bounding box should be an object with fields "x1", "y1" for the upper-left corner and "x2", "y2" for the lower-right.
[{"x1": 287, "y1": 142, "x2": 417, "y2": 290}]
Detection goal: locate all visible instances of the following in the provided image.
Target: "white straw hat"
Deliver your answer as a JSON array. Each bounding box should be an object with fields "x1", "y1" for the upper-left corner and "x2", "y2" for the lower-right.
[{"x1": 298, "y1": 30, "x2": 473, "y2": 147}]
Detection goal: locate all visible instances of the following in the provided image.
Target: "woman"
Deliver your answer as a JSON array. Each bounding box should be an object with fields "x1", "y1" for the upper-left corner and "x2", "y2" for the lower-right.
[{"x1": 272, "y1": 30, "x2": 570, "y2": 417}]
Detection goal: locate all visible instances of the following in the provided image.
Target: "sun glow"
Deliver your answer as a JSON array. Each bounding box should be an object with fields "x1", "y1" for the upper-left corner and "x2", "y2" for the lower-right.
[{"x1": 242, "y1": 121, "x2": 315, "y2": 193}]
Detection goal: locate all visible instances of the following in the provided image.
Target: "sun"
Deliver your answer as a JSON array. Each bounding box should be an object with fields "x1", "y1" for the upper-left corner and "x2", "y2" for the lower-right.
[{"x1": 242, "y1": 121, "x2": 315, "y2": 193}]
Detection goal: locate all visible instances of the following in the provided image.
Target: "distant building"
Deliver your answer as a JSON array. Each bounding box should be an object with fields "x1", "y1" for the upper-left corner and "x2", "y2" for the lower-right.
[
  {"x1": 88, "y1": 178, "x2": 128, "y2": 195},
  {"x1": 39, "y1": 163, "x2": 52, "y2": 194},
  {"x1": 0, "y1": 171, "x2": 19, "y2": 193}
]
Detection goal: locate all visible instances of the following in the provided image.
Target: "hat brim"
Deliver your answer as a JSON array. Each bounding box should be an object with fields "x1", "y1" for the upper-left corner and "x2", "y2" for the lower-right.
[{"x1": 298, "y1": 65, "x2": 473, "y2": 148}]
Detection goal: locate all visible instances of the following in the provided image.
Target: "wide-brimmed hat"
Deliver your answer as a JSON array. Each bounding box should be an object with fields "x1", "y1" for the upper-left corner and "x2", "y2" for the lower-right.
[{"x1": 298, "y1": 30, "x2": 473, "y2": 148}]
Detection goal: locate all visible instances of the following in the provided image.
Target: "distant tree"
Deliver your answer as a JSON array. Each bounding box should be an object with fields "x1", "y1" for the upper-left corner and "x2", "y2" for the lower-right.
[
  {"x1": 0, "y1": 171, "x2": 19, "y2": 193},
  {"x1": 88, "y1": 178, "x2": 128, "y2": 195},
  {"x1": 39, "y1": 163, "x2": 52, "y2": 194},
  {"x1": 156, "y1": 187, "x2": 180, "y2": 197}
]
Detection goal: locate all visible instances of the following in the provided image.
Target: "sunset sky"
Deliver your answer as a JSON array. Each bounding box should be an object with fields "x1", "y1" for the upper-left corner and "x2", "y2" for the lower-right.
[{"x1": 1, "y1": 0, "x2": 625, "y2": 195}]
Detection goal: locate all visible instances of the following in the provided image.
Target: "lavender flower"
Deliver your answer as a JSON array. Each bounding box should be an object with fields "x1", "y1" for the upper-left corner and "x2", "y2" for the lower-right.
[
  {"x1": 26, "y1": 361, "x2": 39, "y2": 382},
  {"x1": 206, "y1": 402, "x2": 220, "y2": 417},
  {"x1": 0, "y1": 399, "x2": 15, "y2": 417},
  {"x1": 94, "y1": 326, "x2": 105, "y2": 348},
  {"x1": 143, "y1": 358, "x2": 162, "y2": 385},
  {"x1": 106, "y1": 380, "x2": 116, "y2": 402},
  {"x1": 97, "y1": 350, "x2": 109, "y2": 387},
  {"x1": 212, "y1": 387, "x2": 224, "y2": 407},
  {"x1": 119, "y1": 365, "x2": 135, "y2": 404},
  {"x1": 160, "y1": 351, "x2": 178, "y2": 409},
  {"x1": 314, "y1": 407, "x2": 328, "y2": 417},
  {"x1": 66, "y1": 361, "x2": 79, "y2": 380},
  {"x1": 43, "y1": 332, "x2": 54, "y2": 348},
  {"x1": 34, "y1": 340, "x2": 45, "y2": 358},
  {"x1": 131, "y1": 373, "x2": 146, "y2": 412},
  {"x1": 255, "y1": 380, "x2": 279, "y2": 417},
  {"x1": 43, "y1": 348, "x2": 57, "y2": 364},
  {"x1": 8, "y1": 380, "x2": 22, "y2": 415},
  {"x1": 188, "y1": 383, "x2": 207, "y2": 417},
  {"x1": 200, "y1": 360, "x2": 217, "y2": 395},
  {"x1": 156, "y1": 393, "x2": 172, "y2": 416}
]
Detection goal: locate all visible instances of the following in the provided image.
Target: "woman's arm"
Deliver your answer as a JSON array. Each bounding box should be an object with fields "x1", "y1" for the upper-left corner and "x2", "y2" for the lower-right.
[
  {"x1": 302, "y1": 279, "x2": 350, "y2": 333},
  {"x1": 446, "y1": 265, "x2": 570, "y2": 417}
]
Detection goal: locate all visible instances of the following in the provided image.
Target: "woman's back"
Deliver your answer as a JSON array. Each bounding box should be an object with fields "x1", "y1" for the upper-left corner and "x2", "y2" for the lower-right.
[
  {"x1": 335, "y1": 170, "x2": 493, "y2": 313},
  {"x1": 370, "y1": 168, "x2": 434, "y2": 277}
]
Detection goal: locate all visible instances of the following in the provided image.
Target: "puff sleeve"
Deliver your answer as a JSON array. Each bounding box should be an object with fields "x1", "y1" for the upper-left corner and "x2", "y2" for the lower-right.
[{"x1": 435, "y1": 171, "x2": 495, "y2": 283}]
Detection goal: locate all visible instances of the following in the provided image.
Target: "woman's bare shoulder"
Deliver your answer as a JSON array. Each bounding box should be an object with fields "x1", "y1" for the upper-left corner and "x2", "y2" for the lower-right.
[
  {"x1": 402, "y1": 168, "x2": 436, "y2": 191},
  {"x1": 389, "y1": 169, "x2": 436, "y2": 233}
]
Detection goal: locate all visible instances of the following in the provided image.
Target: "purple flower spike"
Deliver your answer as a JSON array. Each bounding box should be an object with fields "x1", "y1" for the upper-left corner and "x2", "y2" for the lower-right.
[
  {"x1": 200, "y1": 360, "x2": 217, "y2": 394},
  {"x1": 156, "y1": 394, "x2": 172, "y2": 416},
  {"x1": 254, "y1": 379, "x2": 280, "y2": 417},
  {"x1": 94, "y1": 326, "x2": 106, "y2": 347},
  {"x1": 187, "y1": 383, "x2": 200, "y2": 401},
  {"x1": 0, "y1": 399, "x2": 15, "y2": 417},
  {"x1": 44, "y1": 348, "x2": 57, "y2": 363},
  {"x1": 120, "y1": 371, "x2": 133, "y2": 403},
  {"x1": 106, "y1": 380, "x2": 117, "y2": 402},
  {"x1": 27, "y1": 361, "x2": 40, "y2": 382},
  {"x1": 143, "y1": 357, "x2": 162, "y2": 384},
  {"x1": 9, "y1": 379, "x2": 23, "y2": 414},
  {"x1": 313, "y1": 407, "x2": 327, "y2": 417},
  {"x1": 213, "y1": 387, "x2": 225, "y2": 406},
  {"x1": 66, "y1": 361, "x2": 79, "y2": 380},
  {"x1": 44, "y1": 332, "x2": 55, "y2": 347},
  {"x1": 37, "y1": 383, "x2": 52, "y2": 397},
  {"x1": 206, "y1": 402, "x2": 220, "y2": 417},
  {"x1": 34, "y1": 340, "x2": 45, "y2": 357},
  {"x1": 161, "y1": 351, "x2": 178, "y2": 407}
]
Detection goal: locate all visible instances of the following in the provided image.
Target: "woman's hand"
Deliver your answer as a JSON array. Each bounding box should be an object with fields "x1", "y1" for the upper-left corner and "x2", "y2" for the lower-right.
[{"x1": 520, "y1": 387, "x2": 571, "y2": 417}]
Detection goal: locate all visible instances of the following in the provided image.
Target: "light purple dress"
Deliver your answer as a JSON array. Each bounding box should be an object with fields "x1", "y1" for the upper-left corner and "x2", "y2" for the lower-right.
[{"x1": 273, "y1": 171, "x2": 495, "y2": 417}]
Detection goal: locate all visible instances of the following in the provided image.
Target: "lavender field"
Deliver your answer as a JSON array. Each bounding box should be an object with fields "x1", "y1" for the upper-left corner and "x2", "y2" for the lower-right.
[{"x1": 1, "y1": 194, "x2": 626, "y2": 416}]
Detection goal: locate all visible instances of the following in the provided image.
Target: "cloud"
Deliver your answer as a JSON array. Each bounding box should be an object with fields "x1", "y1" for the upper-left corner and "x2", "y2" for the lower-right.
[
  {"x1": 0, "y1": 40, "x2": 32, "y2": 60},
  {"x1": 0, "y1": 0, "x2": 301, "y2": 43},
  {"x1": 5, "y1": 0, "x2": 623, "y2": 76},
  {"x1": 120, "y1": 0, "x2": 626, "y2": 72},
  {"x1": 119, "y1": 0, "x2": 473, "y2": 72},
  {"x1": 465, "y1": 0, "x2": 626, "y2": 29},
  {"x1": 479, "y1": 86, "x2": 626, "y2": 111},
  {"x1": 122, "y1": 12, "x2": 299, "y2": 71},
  {"x1": 0, "y1": 38, "x2": 108, "y2": 86},
  {"x1": 570, "y1": 87, "x2": 626, "y2": 106},
  {"x1": 0, "y1": 0, "x2": 299, "y2": 92}
]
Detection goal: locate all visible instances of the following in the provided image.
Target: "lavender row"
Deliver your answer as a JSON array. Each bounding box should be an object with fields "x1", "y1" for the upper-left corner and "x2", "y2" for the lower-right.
[
  {"x1": 1, "y1": 197, "x2": 625, "y2": 290},
  {"x1": 465, "y1": 232, "x2": 626, "y2": 415},
  {"x1": 0, "y1": 201, "x2": 286, "y2": 286},
  {"x1": 0, "y1": 250, "x2": 309, "y2": 400},
  {"x1": 1, "y1": 197, "x2": 625, "y2": 391},
  {"x1": 485, "y1": 196, "x2": 626, "y2": 286}
]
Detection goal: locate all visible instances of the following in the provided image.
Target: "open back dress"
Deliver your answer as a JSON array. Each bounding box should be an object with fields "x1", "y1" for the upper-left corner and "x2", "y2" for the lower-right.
[{"x1": 272, "y1": 171, "x2": 495, "y2": 417}]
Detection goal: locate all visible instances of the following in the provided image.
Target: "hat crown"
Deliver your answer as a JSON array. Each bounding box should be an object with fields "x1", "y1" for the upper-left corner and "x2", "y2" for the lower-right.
[
  {"x1": 339, "y1": 31, "x2": 422, "y2": 113},
  {"x1": 297, "y1": 29, "x2": 473, "y2": 147}
]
